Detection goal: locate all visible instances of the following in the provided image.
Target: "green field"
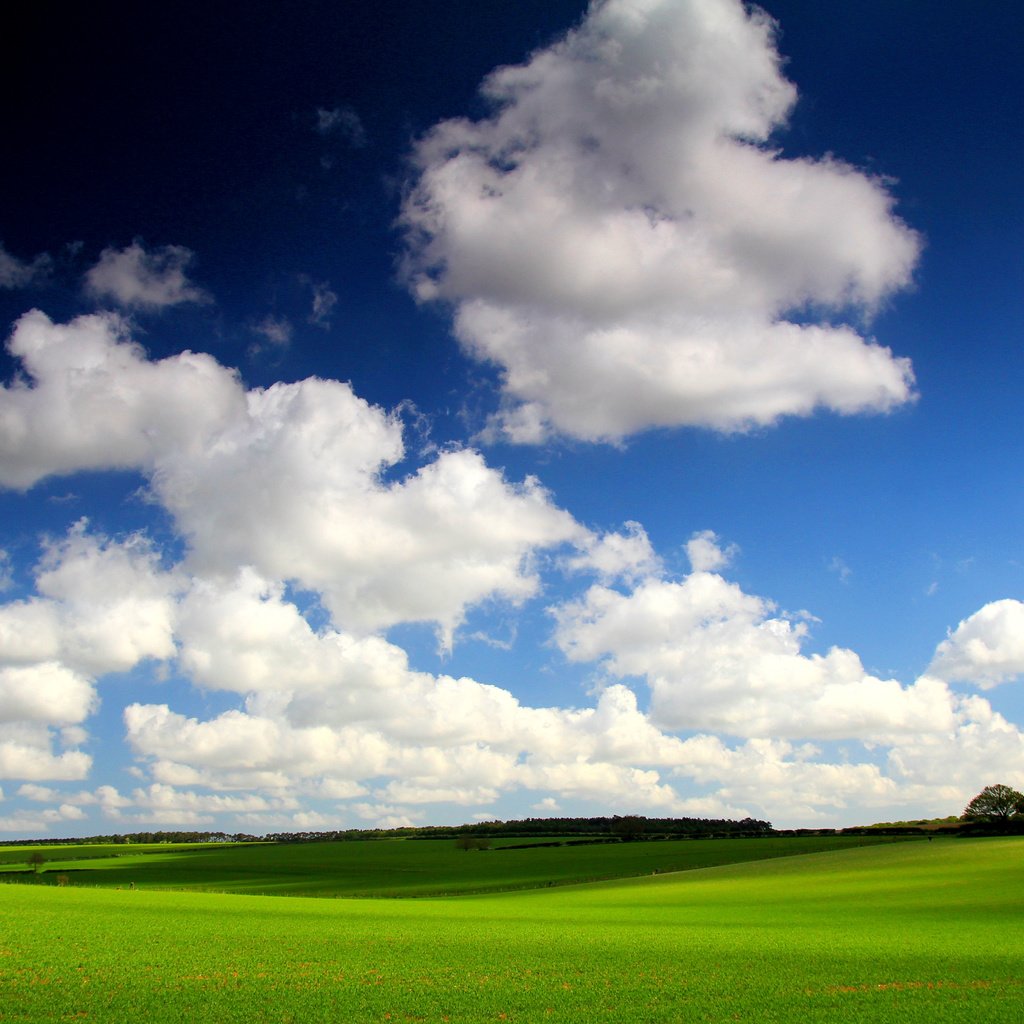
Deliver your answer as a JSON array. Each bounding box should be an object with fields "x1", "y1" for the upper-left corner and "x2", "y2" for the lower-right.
[
  {"x1": 1, "y1": 837, "x2": 1021, "y2": 1022},
  {"x1": 0, "y1": 834, "x2": 909, "y2": 897}
]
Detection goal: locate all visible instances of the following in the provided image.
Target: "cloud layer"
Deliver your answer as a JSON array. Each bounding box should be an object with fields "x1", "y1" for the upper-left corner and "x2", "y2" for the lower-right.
[
  {"x1": 0, "y1": 315, "x2": 1020, "y2": 836},
  {"x1": 400, "y1": 0, "x2": 919, "y2": 442}
]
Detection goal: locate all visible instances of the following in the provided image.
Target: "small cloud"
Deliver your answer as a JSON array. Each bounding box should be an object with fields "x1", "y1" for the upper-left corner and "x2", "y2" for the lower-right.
[
  {"x1": 315, "y1": 105, "x2": 366, "y2": 147},
  {"x1": 249, "y1": 315, "x2": 293, "y2": 356},
  {"x1": 299, "y1": 276, "x2": 338, "y2": 329},
  {"x1": 925, "y1": 581, "x2": 938, "y2": 597},
  {"x1": 827, "y1": 556, "x2": 852, "y2": 584},
  {"x1": 465, "y1": 624, "x2": 517, "y2": 651},
  {"x1": 0, "y1": 550, "x2": 12, "y2": 591},
  {"x1": 0, "y1": 242, "x2": 51, "y2": 289},
  {"x1": 17, "y1": 783, "x2": 58, "y2": 802},
  {"x1": 533, "y1": 797, "x2": 562, "y2": 813},
  {"x1": 84, "y1": 241, "x2": 211, "y2": 310},
  {"x1": 686, "y1": 530, "x2": 737, "y2": 573}
]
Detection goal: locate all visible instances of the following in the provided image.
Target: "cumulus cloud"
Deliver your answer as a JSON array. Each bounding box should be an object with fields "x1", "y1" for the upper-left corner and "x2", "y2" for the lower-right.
[
  {"x1": 84, "y1": 241, "x2": 211, "y2": 310},
  {"x1": 685, "y1": 529, "x2": 737, "y2": 572},
  {"x1": 565, "y1": 521, "x2": 662, "y2": 583},
  {"x1": 0, "y1": 520, "x2": 180, "y2": 785},
  {"x1": 0, "y1": 723, "x2": 91, "y2": 781},
  {"x1": 400, "y1": 0, "x2": 919, "y2": 442},
  {"x1": 0, "y1": 312, "x2": 580, "y2": 643},
  {"x1": 153, "y1": 384, "x2": 580, "y2": 644},
  {"x1": 0, "y1": 310, "x2": 245, "y2": 490},
  {"x1": 552, "y1": 562, "x2": 958, "y2": 741},
  {"x1": 92, "y1": 535, "x2": 1022, "y2": 828},
  {"x1": 0, "y1": 664, "x2": 95, "y2": 726},
  {"x1": 0, "y1": 305, "x2": 1014, "y2": 826},
  {"x1": 928, "y1": 599, "x2": 1024, "y2": 688}
]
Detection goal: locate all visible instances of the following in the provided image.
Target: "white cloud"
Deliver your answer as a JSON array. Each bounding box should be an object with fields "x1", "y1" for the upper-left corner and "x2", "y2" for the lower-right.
[
  {"x1": 116, "y1": 554, "x2": 1024, "y2": 827},
  {"x1": 0, "y1": 723, "x2": 91, "y2": 781},
  {"x1": 152, "y1": 383, "x2": 581, "y2": 644},
  {"x1": 685, "y1": 529, "x2": 737, "y2": 572},
  {"x1": 17, "y1": 783, "x2": 58, "y2": 802},
  {"x1": 84, "y1": 241, "x2": 211, "y2": 310},
  {"x1": 250, "y1": 315, "x2": 293, "y2": 351},
  {"x1": 0, "y1": 310, "x2": 245, "y2": 490},
  {"x1": 0, "y1": 815, "x2": 52, "y2": 833},
  {"x1": 565, "y1": 521, "x2": 662, "y2": 583},
  {"x1": 1, "y1": 313, "x2": 580, "y2": 644},
  {"x1": 400, "y1": 0, "x2": 919, "y2": 443},
  {"x1": 352, "y1": 804, "x2": 422, "y2": 829},
  {"x1": 0, "y1": 664, "x2": 95, "y2": 725},
  {"x1": 928, "y1": 599, "x2": 1024, "y2": 688},
  {"x1": 0, "y1": 523, "x2": 178, "y2": 680},
  {"x1": 552, "y1": 565, "x2": 958, "y2": 741}
]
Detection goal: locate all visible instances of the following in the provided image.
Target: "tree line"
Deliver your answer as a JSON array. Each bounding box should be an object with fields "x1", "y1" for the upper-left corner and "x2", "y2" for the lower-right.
[{"x1": 6, "y1": 787, "x2": 1020, "y2": 848}]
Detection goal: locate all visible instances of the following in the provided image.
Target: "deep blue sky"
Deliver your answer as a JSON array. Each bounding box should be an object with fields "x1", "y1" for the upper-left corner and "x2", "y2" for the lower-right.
[{"x1": 1, "y1": 1, "x2": 1022, "y2": 836}]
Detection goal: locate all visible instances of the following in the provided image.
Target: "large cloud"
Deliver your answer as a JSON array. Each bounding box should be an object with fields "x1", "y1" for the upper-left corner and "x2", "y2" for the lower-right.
[
  {"x1": 115, "y1": 558, "x2": 1022, "y2": 827},
  {"x1": 153, "y1": 382, "x2": 581, "y2": 643},
  {"x1": 552, "y1": 531, "x2": 960, "y2": 741},
  {"x1": 927, "y1": 599, "x2": 1024, "y2": 689},
  {"x1": 0, "y1": 310, "x2": 245, "y2": 490},
  {"x1": 0, "y1": 311, "x2": 581, "y2": 643},
  {"x1": 0, "y1": 523, "x2": 178, "y2": 783},
  {"x1": 400, "y1": 0, "x2": 919, "y2": 442}
]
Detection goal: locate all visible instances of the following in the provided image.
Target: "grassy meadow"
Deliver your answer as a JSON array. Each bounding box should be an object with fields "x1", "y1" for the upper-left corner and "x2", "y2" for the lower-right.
[{"x1": 1, "y1": 836, "x2": 1021, "y2": 1022}]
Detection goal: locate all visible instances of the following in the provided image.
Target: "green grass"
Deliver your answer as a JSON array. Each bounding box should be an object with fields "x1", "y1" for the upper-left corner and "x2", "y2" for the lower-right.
[
  {"x1": 1, "y1": 834, "x2": 912, "y2": 897},
  {"x1": 1, "y1": 837, "x2": 1021, "y2": 1021},
  {"x1": 0, "y1": 841, "x2": 262, "y2": 870}
]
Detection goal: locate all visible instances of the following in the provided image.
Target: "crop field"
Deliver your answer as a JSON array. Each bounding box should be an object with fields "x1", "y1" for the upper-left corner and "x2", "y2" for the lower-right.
[
  {"x1": 0, "y1": 834, "x2": 907, "y2": 897},
  {"x1": 1, "y1": 837, "x2": 1021, "y2": 1022}
]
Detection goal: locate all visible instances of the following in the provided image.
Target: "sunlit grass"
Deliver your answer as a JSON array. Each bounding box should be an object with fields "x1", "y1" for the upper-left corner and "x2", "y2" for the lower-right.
[{"x1": 1, "y1": 838, "x2": 1021, "y2": 1022}]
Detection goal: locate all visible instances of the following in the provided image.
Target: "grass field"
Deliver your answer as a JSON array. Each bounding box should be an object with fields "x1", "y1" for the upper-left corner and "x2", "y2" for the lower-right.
[
  {"x1": 1, "y1": 836, "x2": 1021, "y2": 1022},
  {"x1": 0, "y1": 834, "x2": 910, "y2": 897}
]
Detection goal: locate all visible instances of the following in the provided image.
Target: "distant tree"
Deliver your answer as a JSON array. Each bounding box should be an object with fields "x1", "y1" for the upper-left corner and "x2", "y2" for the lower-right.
[
  {"x1": 27, "y1": 851, "x2": 45, "y2": 873},
  {"x1": 962, "y1": 784, "x2": 1024, "y2": 826},
  {"x1": 611, "y1": 815, "x2": 646, "y2": 842}
]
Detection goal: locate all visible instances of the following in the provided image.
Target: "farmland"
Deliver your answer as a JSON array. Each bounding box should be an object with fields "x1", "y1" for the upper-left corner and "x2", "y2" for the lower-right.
[
  {"x1": 1, "y1": 836, "x2": 1021, "y2": 1021},
  {"x1": 0, "y1": 833, "x2": 908, "y2": 897}
]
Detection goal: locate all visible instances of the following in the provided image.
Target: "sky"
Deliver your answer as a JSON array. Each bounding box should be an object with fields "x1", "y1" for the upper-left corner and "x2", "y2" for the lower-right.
[{"x1": 1, "y1": 0, "x2": 1022, "y2": 837}]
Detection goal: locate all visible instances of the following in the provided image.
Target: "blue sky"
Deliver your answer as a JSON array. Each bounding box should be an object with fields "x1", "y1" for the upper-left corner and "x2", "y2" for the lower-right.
[{"x1": 1, "y1": 0, "x2": 1022, "y2": 836}]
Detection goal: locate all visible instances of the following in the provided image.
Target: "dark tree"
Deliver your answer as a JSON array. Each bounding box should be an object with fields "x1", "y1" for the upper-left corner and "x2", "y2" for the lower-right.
[
  {"x1": 611, "y1": 815, "x2": 646, "y2": 841},
  {"x1": 962, "y1": 784, "x2": 1024, "y2": 826},
  {"x1": 27, "y1": 851, "x2": 45, "y2": 873}
]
